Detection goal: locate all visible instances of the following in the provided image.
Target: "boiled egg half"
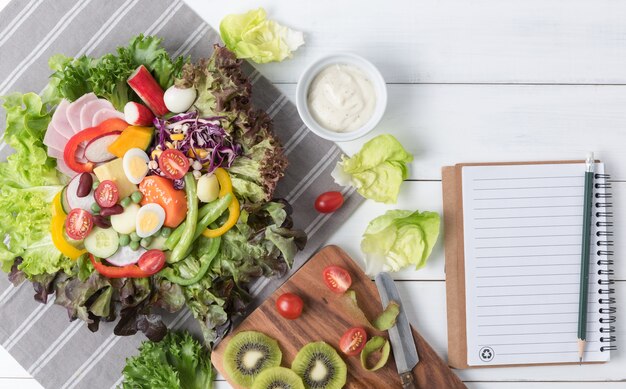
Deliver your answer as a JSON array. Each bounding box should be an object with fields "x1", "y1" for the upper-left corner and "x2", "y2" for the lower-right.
[
  {"x1": 136, "y1": 203, "x2": 166, "y2": 238},
  {"x1": 123, "y1": 148, "x2": 150, "y2": 184}
]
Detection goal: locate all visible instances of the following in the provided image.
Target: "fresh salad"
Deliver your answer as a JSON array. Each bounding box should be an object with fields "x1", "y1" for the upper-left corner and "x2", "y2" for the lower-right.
[{"x1": 1, "y1": 35, "x2": 305, "y2": 345}]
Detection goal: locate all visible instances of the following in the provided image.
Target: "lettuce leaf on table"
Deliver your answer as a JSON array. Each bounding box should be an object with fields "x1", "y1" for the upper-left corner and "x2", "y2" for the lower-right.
[
  {"x1": 361, "y1": 210, "x2": 440, "y2": 275},
  {"x1": 333, "y1": 134, "x2": 413, "y2": 204},
  {"x1": 220, "y1": 7, "x2": 304, "y2": 64}
]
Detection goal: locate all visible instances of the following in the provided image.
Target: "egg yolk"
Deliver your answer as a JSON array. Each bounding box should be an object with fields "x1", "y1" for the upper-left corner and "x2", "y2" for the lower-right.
[
  {"x1": 139, "y1": 212, "x2": 159, "y2": 233},
  {"x1": 129, "y1": 156, "x2": 148, "y2": 178}
]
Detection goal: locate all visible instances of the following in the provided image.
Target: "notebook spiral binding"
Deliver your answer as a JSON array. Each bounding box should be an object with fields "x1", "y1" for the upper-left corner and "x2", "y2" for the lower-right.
[{"x1": 595, "y1": 173, "x2": 617, "y2": 352}]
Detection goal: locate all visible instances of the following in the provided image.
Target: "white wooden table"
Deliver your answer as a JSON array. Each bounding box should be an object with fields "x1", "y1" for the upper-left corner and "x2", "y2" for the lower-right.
[{"x1": 1, "y1": 0, "x2": 624, "y2": 387}]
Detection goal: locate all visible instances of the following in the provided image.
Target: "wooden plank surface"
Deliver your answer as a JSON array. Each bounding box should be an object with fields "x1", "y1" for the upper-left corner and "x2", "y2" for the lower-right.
[
  {"x1": 187, "y1": 0, "x2": 626, "y2": 84},
  {"x1": 212, "y1": 246, "x2": 466, "y2": 388}
]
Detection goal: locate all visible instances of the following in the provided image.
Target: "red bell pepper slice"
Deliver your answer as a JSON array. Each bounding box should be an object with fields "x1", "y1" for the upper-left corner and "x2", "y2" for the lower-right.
[
  {"x1": 64, "y1": 118, "x2": 128, "y2": 173},
  {"x1": 89, "y1": 250, "x2": 166, "y2": 279}
]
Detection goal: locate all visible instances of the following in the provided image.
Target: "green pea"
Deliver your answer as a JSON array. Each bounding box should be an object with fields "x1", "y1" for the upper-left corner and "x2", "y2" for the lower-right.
[
  {"x1": 160, "y1": 227, "x2": 172, "y2": 238},
  {"x1": 130, "y1": 232, "x2": 140, "y2": 242},
  {"x1": 119, "y1": 234, "x2": 130, "y2": 246},
  {"x1": 131, "y1": 191, "x2": 143, "y2": 203},
  {"x1": 129, "y1": 240, "x2": 140, "y2": 251},
  {"x1": 120, "y1": 197, "x2": 131, "y2": 208},
  {"x1": 91, "y1": 203, "x2": 101, "y2": 213},
  {"x1": 92, "y1": 181, "x2": 100, "y2": 190},
  {"x1": 140, "y1": 237, "x2": 153, "y2": 248}
]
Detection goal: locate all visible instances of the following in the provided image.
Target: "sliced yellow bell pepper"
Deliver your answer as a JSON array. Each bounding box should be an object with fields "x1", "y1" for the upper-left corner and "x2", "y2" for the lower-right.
[
  {"x1": 202, "y1": 168, "x2": 239, "y2": 238},
  {"x1": 50, "y1": 191, "x2": 87, "y2": 259},
  {"x1": 107, "y1": 126, "x2": 154, "y2": 158}
]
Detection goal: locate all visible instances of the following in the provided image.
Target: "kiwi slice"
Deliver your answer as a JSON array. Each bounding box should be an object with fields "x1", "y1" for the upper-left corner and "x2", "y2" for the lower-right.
[
  {"x1": 291, "y1": 341, "x2": 347, "y2": 389},
  {"x1": 224, "y1": 331, "x2": 283, "y2": 388},
  {"x1": 251, "y1": 366, "x2": 305, "y2": 389}
]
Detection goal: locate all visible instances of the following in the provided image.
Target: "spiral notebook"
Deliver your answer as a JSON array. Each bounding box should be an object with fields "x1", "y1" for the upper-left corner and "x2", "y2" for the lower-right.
[{"x1": 443, "y1": 161, "x2": 616, "y2": 368}]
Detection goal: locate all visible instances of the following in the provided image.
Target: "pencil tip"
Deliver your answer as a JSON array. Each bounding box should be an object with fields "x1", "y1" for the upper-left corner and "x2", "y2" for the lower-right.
[{"x1": 579, "y1": 357, "x2": 583, "y2": 364}]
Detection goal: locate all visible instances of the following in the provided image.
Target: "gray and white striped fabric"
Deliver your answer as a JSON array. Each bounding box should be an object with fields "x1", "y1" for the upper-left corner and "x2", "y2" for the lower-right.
[{"x1": 0, "y1": 1, "x2": 363, "y2": 388}]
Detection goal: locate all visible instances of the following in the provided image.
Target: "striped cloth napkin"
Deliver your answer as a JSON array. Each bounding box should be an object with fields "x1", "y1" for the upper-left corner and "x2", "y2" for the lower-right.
[{"x1": 0, "y1": 1, "x2": 363, "y2": 388}]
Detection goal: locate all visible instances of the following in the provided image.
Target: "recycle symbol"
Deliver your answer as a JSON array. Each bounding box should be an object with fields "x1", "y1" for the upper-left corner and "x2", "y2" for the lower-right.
[{"x1": 479, "y1": 347, "x2": 494, "y2": 362}]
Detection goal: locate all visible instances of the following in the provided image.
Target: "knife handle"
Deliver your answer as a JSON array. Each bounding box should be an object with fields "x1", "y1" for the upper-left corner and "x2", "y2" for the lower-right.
[{"x1": 400, "y1": 371, "x2": 417, "y2": 389}]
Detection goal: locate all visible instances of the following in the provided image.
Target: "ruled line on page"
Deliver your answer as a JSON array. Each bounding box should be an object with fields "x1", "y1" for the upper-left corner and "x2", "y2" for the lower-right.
[
  {"x1": 473, "y1": 175, "x2": 583, "y2": 181},
  {"x1": 475, "y1": 224, "x2": 582, "y2": 230},
  {"x1": 474, "y1": 205, "x2": 582, "y2": 210},
  {"x1": 478, "y1": 320, "x2": 597, "y2": 328},
  {"x1": 473, "y1": 195, "x2": 584, "y2": 200},
  {"x1": 475, "y1": 234, "x2": 579, "y2": 239},
  {"x1": 474, "y1": 185, "x2": 584, "y2": 191},
  {"x1": 474, "y1": 215, "x2": 583, "y2": 220}
]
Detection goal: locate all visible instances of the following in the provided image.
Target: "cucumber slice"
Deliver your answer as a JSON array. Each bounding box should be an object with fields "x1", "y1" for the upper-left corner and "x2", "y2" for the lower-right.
[
  {"x1": 111, "y1": 203, "x2": 140, "y2": 234},
  {"x1": 66, "y1": 173, "x2": 96, "y2": 211},
  {"x1": 105, "y1": 245, "x2": 146, "y2": 266},
  {"x1": 61, "y1": 186, "x2": 72, "y2": 213},
  {"x1": 147, "y1": 235, "x2": 168, "y2": 251},
  {"x1": 84, "y1": 227, "x2": 119, "y2": 258}
]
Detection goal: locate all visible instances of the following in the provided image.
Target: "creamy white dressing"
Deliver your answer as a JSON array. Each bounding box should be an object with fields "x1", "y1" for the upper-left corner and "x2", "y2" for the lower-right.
[{"x1": 307, "y1": 64, "x2": 376, "y2": 133}]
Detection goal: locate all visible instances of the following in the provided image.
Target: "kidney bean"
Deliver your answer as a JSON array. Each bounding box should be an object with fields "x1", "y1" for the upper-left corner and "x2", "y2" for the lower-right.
[
  {"x1": 76, "y1": 173, "x2": 93, "y2": 198},
  {"x1": 93, "y1": 215, "x2": 112, "y2": 229},
  {"x1": 99, "y1": 204, "x2": 124, "y2": 216}
]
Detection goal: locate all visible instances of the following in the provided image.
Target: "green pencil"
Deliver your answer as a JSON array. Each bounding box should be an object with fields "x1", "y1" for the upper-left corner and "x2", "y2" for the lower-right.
[{"x1": 578, "y1": 152, "x2": 595, "y2": 363}]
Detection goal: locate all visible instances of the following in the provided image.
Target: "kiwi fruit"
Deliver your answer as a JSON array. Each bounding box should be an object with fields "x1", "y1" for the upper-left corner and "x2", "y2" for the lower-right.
[
  {"x1": 224, "y1": 331, "x2": 283, "y2": 388},
  {"x1": 291, "y1": 341, "x2": 347, "y2": 389},
  {"x1": 251, "y1": 366, "x2": 305, "y2": 389}
]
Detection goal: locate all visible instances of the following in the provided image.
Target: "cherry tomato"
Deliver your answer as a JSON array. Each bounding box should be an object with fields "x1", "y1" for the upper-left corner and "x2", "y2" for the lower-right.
[
  {"x1": 94, "y1": 180, "x2": 119, "y2": 208},
  {"x1": 276, "y1": 292, "x2": 304, "y2": 320},
  {"x1": 314, "y1": 191, "x2": 344, "y2": 213},
  {"x1": 322, "y1": 265, "x2": 352, "y2": 293},
  {"x1": 158, "y1": 149, "x2": 190, "y2": 180},
  {"x1": 65, "y1": 209, "x2": 93, "y2": 240},
  {"x1": 137, "y1": 249, "x2": 166, "y2": 275},
  {"x1": 339, "y1": 327, "x2": 368, "y2": 356}
]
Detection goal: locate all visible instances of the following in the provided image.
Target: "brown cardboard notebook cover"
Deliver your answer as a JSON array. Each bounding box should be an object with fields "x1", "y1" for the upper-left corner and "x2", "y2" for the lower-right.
[{"x1": 442, "y1": 160, "x2": 605, "y2": 369}]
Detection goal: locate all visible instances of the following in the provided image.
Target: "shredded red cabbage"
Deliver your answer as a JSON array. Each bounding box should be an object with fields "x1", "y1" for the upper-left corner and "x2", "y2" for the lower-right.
[{"x1": 150, "y1": 112, "x2": 242, "y2": 185}]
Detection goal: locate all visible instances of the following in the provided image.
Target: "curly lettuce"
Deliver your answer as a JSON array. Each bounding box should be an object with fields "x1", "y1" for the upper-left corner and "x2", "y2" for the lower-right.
[
  {"x1": 177, "y1": 46, "x2": 288, "y2": 203},
  {"x1": 50, "y1": 34, "x2": 186, "y2": 110},
  {"x1": 121, "y1": 331, "x2": 214, "y2": 389},
  {"x1": 333, "y1": 134, "x2": 413, "y2": 204},
  {"x1": 361, "y1": 210, "x2": 440, "y2": 275},
  {"x1": 220, "y1": 7, "x2": 304, "y2": 63}
]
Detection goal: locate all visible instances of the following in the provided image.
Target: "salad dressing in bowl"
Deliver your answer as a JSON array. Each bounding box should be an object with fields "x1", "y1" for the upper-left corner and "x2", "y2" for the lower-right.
[
  {"x1": 307, "y1": 64, "x2": 376, "y2": 133},
  {"x1": 296, "y1": 53, "x2": 387, "y2": 142}
]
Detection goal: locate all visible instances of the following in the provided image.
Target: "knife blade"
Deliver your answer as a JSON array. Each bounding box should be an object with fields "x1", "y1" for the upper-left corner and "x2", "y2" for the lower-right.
[{"x1": 375, "y1": 272, "x2": 419, "y2": 387}]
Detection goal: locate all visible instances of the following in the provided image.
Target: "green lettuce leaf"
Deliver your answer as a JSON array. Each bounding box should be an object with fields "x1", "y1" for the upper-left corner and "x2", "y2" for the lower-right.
[
  {"x1": 122, "y1": 331, "x2": 214, "y2": 389},
  {"x1": 361, "y1": 209, "x2": 440, "y2": 275},
  {"x1": 0, "y1": 93, "x2": 69, "y2": 276},
  {"x1": 332, "y1": 134, "x2": 413, "y2": 204},
  {"x1": 220, "y1": 8, "x2": 304, "y2": 63},
  {"x1": 50, "y1": 35, "x2": 186, "y2": 110}
]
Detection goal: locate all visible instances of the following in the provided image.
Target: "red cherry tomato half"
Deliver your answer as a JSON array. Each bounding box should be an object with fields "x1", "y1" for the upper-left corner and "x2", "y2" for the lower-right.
[
  {"x1": 65, "y1": 209, "x2": 93, "y2": 240},
  {"x1": 94, "y1": 180, "x2": 119, "y2": 208},
  {"x1": 158, "y1": 149, "x2": 190, "y2": 180},
  {"x1": 314, "y1": 191, "x2": 344, "y2": 213},
  {"x1": 275, "y1": 292, "x2": 304, "y2": 320},
  {"x1": 322, "y1": 265, "x2": 352, "y2": 294},
  {"x1": 339, "y1": 327, "x2": 368, "y2": 356},
  {"x1": 137, "y1": 249, "x2": 166, "y2": 275}
]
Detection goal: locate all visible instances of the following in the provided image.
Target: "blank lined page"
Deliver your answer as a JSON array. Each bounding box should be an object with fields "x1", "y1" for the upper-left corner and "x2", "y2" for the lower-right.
[{"x1": 462, "y1": 163, "x2": 611, "y2": 366}]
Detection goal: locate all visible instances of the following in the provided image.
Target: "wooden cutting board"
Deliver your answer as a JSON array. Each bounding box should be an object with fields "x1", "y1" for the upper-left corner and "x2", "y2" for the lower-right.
[{"x1": 212, "y1": 245, "x2": 466, "y2": 388}]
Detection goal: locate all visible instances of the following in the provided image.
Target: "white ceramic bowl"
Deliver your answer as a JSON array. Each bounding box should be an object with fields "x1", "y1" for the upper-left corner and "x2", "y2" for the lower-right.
[{"x1": 295, "y1": 53, "x2": 387, "y2": 142}]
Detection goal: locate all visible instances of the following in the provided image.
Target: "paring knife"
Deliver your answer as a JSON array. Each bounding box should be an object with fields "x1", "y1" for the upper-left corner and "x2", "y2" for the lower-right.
[{"x1": 375, "y1": 272, "x2": 419, "y2": 389}]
